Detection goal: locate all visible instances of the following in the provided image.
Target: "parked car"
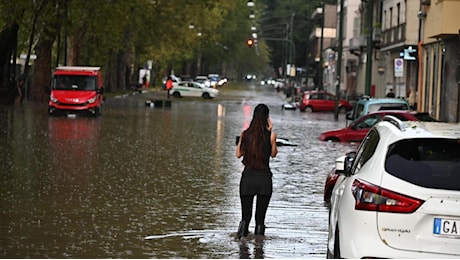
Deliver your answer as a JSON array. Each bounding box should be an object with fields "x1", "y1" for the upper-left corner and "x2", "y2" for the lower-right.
[
  {"x1": 327, "y1": 116, "x2": 460, "y2": 258},
  {"x1": 207, "y1": 73, "x2": 220, "y2": 88},
  {"x1": 171, "y1": 81, "x2": 218, "y2": 99},
  {"x1": 298, "y1": 90, "x2": 352, "y2": 113},
  {"x1": 324, "y1": 155, "x2": 347, "y2": 205},
  {"x1": 346, "y1": 96, "x2": 410, "y2": 122},
  {"x1": 194, "y1": 76, "x2": 211, "y2": 88},
  {"x1": 319, "y1": 110, "x2": 438, "y2": 142}
]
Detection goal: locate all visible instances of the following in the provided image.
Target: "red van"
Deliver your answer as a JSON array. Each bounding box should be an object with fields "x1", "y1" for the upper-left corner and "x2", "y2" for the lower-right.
[{"x1": 48, "y1": 66, "x2": 104, "y2": 116}]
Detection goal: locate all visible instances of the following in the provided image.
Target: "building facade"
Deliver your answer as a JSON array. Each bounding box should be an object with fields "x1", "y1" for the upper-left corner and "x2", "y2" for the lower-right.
[
  {"x1": 323, "y1": 0, "x2": 460, "y2": 121},
  {"x1": 419, "y1": 0, "x2": 460, "y2": 122}
]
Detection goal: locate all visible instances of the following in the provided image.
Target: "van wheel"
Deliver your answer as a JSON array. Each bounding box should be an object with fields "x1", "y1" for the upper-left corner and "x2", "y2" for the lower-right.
[
  {"x1": 173, "y1": 92, "x2": 181, "y2": 98},
  {"x1": 94, "y1": 107, "x2": 102, "y2": 117},
  {"x1": 339, "y1": 106, "x2": 347, "y2": 114},
  {"x1": 305, "y1": 106, "x2": 313, "y2": 113}
]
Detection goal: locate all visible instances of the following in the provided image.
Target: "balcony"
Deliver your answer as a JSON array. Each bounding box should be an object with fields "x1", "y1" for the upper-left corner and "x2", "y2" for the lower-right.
[{"x1": 381, "y1": 23, "x2": 406, "y2": 48}]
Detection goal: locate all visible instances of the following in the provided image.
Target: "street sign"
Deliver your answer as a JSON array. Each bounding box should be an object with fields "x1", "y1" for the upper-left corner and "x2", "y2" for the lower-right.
[
  {"x1": 394, "y1": 58, "x2": 404, "y2": 78},
  {"x1": 400, "y1": 46, "x2": 417, "y2": 61}
]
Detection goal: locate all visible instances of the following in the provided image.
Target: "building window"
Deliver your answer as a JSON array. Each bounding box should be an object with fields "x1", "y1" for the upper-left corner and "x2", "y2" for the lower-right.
[{"x1": 390, "y1": 7, "x2": 393, "y2": 28}]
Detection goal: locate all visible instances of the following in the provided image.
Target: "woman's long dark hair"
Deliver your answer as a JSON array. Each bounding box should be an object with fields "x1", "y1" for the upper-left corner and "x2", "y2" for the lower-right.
[{"x1": 241, "y1": 104, "x2": 270, "y2": 169}]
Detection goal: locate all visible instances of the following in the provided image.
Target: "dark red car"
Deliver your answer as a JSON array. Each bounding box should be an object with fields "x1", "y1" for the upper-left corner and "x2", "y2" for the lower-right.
[
  {"x1": 298, "y1": 90, "x2": 352, "y2": 113},
  {"x1": 324, "y1": 155, "x2": 346, "y2": 205},
  {"x1": 319, "y1": 110, "x2": 438, "y2": 142}
]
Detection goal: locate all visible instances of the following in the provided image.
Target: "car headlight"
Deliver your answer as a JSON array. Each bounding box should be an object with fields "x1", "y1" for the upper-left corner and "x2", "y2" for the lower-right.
[
  {"x1": 50, "y1": 94, "x2": 58, "y2": 103},
  {"x1": 87, "y1": 96, "x2": 97, "y2": 104}
]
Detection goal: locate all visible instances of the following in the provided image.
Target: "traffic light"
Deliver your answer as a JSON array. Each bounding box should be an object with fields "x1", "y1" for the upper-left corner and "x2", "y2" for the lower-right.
[{"x1": 246, "y1": 38, "x2": 254, "y2": 47}]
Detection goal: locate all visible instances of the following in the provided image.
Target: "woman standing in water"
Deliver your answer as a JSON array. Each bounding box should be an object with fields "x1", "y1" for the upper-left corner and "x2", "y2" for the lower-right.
[{"x1": 236, "y1": 103, "x2": 278, "y2": 239}]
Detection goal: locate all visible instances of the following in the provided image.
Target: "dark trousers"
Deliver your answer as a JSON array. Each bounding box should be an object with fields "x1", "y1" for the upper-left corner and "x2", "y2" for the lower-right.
[{"x1": 240, "y1": 194, "x2": 271, "y2": 227}]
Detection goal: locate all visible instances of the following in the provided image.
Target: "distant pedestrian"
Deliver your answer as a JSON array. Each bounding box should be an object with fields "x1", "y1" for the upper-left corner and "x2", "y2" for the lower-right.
[
  {"x1": 166, "y1": 76, "x2": 173, "y2": 98},
  {"x1": 386, "y1": 88, "x2": 395, "y2": 98},
  {"x1": 142, "y1": 74, "x2": 147, "y2": 88},
  {"x1": 408, "y1": 86, "x2": 417, "y2": 110},
  {"x1": 236, "y1": 103, "x2": 278, "y2": 239},
  {"x1": 15, "y1": 75, "x2": 25, "y2": 106}
]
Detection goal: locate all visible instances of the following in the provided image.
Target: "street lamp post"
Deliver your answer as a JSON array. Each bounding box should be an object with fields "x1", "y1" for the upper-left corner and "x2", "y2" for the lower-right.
[
  {"x1": 334, "y1": 0, "x2": 345, "y2": 121},
  {"x1": 319, "y1": 2, "x2": 325, "y2": 90},
  {"x1": 364, "y1": 0, "x2": 374, "y2": 96}
]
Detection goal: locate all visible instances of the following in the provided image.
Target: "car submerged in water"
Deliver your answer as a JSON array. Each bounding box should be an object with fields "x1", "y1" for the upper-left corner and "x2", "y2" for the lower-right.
[
  {"x1": 319, "y1": 110, "x2": 438, "y2": 142},
  {"x1": 48, "y1": 66, "x2": 104, "y2": 117}
]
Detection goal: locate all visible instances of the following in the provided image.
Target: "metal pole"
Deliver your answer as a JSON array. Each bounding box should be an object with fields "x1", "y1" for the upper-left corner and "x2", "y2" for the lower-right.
[
  {"x1": 290, "y1": 13, "x2": 295, "y2": 65},
  {"x1": 364, "y1": 0, "x2": 374, "y2": 96},
  {"x1": 334, "y1": 0, "x2": 345, "y2": 121},
  {"x1": 319, "y1": 2, "x2": 325, "y2": 90}
]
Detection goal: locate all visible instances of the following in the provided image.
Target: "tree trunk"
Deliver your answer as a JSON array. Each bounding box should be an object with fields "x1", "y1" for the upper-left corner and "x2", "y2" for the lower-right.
[
  {"x1": 30, "y1": 36, "x2": 54, "y2": 102},
  {"x1": 0, "y1": 22, "x2": 19, "y2": 105}
]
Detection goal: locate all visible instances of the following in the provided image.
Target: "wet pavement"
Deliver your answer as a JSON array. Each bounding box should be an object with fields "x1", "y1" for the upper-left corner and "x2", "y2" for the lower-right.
[{"x1": 0, "y1": 84, "x2": 358, "y2": 258}]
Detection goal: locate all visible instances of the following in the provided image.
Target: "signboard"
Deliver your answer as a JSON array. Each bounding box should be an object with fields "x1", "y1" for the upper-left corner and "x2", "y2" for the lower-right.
[
  {"x1": 394, "y1": 58, "x2": 404, "y2": 78},
  {"x1": 400, "y1": 46, "x2": 417, "y2": 61}
]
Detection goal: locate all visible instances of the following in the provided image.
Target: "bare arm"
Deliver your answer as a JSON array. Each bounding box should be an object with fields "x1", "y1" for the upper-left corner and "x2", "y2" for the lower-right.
[
  {"x1": 236, "y1": 131, "x2": 244, "y2": 158},
  {"x1": 270, "y1": 131, "x2": 278, "y2": 158},
  {"x1": 267, "y1": 118, "x2": 278, "y2": 157}
]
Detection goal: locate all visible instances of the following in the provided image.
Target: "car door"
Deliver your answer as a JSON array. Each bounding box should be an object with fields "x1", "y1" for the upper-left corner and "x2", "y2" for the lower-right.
[
  {"x1": 190, "y1": 82, "x2": 204, "y2": 97},
  {"x1": 323, "y1": 93, "x2": 336, "y2": 112},
  {"x1": 311, "y1": 93, "x2": 325, "y2": 111},
  {"x1": 346, "y1": 114, "x2": 383, "y2": 142}
]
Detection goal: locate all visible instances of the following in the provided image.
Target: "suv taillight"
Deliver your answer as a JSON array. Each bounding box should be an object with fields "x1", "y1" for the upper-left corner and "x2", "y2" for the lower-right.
[{"x1": 351, "y1": 179, "x2": 424, "y2": 213}]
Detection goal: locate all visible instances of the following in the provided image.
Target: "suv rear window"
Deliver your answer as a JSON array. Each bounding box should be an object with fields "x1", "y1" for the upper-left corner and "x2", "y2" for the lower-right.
[
  {"x1": 385, "y1": 139, "x2": 460, "y2": 191},
  {"x1": 372, "y1": 103, "x2": 409, "y2": 112}
]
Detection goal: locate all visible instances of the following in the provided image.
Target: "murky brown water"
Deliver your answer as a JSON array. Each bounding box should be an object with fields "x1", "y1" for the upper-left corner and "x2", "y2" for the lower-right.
[{"x1": 0, "y1": 84, "x2": 357, "y2": 258}]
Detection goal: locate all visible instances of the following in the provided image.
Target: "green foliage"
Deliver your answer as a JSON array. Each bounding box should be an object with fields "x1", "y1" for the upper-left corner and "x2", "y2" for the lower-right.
[{"x1": 1, "y1": 0, "x2": 281, "y2": 89}]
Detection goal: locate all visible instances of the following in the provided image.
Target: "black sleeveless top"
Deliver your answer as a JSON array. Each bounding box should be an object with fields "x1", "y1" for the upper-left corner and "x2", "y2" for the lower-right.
[{"x1": 240, "y1": 129, "x2": 273, "y2": 195}]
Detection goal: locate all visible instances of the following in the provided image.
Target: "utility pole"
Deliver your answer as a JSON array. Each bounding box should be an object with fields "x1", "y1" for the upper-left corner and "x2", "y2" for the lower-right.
[
  {"x1": 319, "y1": 2, "x2": 325, "y2": 90},
  {"x1": 334, "y1": 0, "x2": 345, "y2": 121},
  {"x1": 364, "y1": 0, "x2": 374, "y2": 96}
]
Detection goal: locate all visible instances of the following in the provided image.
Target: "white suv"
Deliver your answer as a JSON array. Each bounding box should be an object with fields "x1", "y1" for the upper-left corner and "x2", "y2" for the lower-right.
[{"x1": 328, "y1": 116, "x2": 460, "y2": 258}]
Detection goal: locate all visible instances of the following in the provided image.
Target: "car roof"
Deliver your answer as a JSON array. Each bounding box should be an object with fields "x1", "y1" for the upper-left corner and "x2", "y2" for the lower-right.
[
  {"x1": 365, "y1": 110, "x2": 421, "y2": 116},
  {"x1": 356, "y1": 97, "x2": 409, "y2": 105},
  {"x1": 177, "y1": 81, "x2": 202, "y2": 85},
  {"x1": 303, "y1": 90, "x2": 333, "y2": 94},
  {"x1": 376, "y1": 117, "x2": 460, "y2": 142}
]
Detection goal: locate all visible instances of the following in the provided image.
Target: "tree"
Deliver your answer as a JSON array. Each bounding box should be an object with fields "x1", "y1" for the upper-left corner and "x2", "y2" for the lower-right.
[{"x1": 0, "y1": 0, "x2": 273, "y2": 105}]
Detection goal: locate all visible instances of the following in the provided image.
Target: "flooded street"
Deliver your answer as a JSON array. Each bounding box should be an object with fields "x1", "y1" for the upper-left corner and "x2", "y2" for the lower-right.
[{"x1": 0, "y1": 84, "x2": 358, "y2": 258}]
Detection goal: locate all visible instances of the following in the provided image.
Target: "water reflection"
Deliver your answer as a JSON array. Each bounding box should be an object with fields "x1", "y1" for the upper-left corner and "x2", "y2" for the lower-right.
[
  {"x1": 238, "y1": 236, "x2": 265, "y2": 259},
  {"x1": 0, "y1": 89, "x2": 358, "y2": 258}
]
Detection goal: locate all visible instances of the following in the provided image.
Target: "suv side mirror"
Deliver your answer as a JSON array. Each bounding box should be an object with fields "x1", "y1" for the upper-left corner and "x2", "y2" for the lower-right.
[
  {"x1": 97, "y1": 87, "x2": 104, "y2": 94},
  {"x1": 344, "y1": 151, "x2": 356, "y2": 176},
  {"x1": 335, "y1": 155, "x2": 346, "y2": 174},
  {"x1": 346, "y1": 112, "x2": 353, "y2": 121}
]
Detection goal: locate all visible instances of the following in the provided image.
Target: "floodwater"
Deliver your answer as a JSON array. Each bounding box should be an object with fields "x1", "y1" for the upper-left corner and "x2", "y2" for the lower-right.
[{"x1": 0, "y1": 84, "x2": 358, "y2": 258}]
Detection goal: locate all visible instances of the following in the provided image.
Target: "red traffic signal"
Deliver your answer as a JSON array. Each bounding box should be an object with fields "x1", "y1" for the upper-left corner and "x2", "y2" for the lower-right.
[{"x1": 246, "y1": 38, "x2": 254, "y2": 47}]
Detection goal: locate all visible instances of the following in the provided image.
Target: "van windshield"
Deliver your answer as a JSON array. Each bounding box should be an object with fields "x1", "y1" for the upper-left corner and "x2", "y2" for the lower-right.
[{"x1": 53, "y1": 75, "x2": 97, "y2": 91}]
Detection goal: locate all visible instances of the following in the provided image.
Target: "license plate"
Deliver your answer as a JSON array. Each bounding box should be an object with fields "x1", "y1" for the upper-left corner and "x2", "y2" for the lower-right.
[{"x1": 433, "y1": 218, "x2": 460, "y2": 237}]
